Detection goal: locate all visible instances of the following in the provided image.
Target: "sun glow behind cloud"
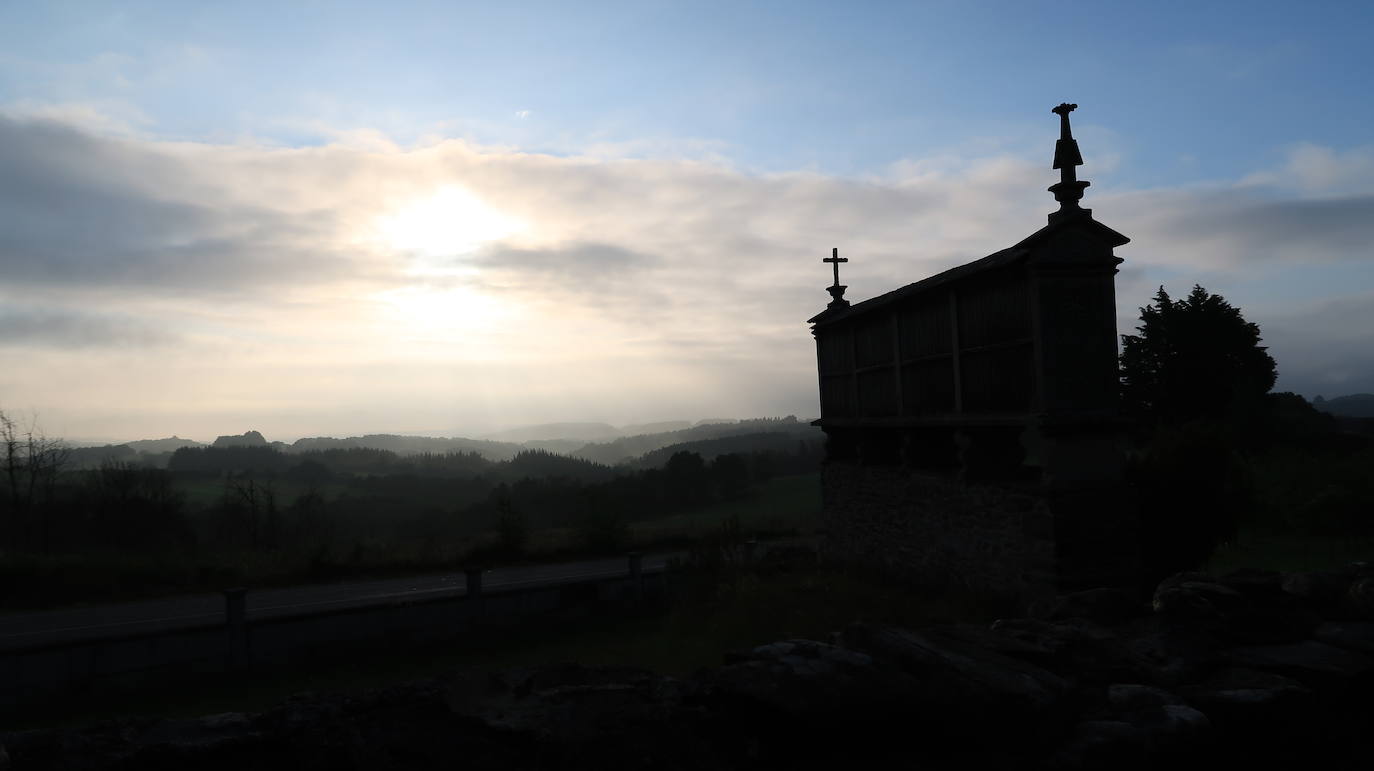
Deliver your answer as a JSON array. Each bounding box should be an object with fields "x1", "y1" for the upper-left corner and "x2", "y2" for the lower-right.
[
  {"x1": 374, "y1": 284, "x2": 520, "y2": 342},
  {"x1": 374, "y1": 185, "x2": 527, "y2": 261}
]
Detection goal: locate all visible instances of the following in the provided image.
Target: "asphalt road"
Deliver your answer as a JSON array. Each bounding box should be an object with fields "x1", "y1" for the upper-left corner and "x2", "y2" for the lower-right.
[{"x1": 0, "y1": 553, "x2": 674, "y2": 652}]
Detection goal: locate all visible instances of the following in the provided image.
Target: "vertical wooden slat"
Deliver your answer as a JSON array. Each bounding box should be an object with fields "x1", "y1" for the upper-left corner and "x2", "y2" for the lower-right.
[
  {"x1": 949, "y1": 290, "x2": 963, "y2": 413},
  {"x1": 848, "y1": 324, "x2": 859, "y2": 417},
  {"x1": 890, "y1": 310, "x2": 904, "y2": 416}
]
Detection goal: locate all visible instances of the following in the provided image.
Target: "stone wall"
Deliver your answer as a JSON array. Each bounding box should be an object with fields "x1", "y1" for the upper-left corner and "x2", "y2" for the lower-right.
[
  {"x1": 820, "y1": 458, "x2": 1141, "y2": 602},
  {"x1": 820, "y1": 460, "x2": 1057, "y2": 601}
]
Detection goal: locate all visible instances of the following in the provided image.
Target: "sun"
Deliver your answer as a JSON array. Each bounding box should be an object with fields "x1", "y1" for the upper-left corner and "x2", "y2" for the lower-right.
[{"x1": 376, "y1": 185, "x2": 526, "y2": 258}]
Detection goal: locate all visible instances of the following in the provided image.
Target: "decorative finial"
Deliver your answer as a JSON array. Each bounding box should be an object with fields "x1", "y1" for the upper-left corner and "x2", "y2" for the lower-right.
[
  {"x1": 823, "y1": 247, "x2": 849, "y2": 308},
  {"x1": 1048, "y1": 103, "x2": 1091, "y2": 221}
]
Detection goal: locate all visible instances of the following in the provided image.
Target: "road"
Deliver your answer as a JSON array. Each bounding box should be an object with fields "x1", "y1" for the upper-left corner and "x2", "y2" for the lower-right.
[{"x1": 0, "y1": 553, "x2": 674, "y2": 652}]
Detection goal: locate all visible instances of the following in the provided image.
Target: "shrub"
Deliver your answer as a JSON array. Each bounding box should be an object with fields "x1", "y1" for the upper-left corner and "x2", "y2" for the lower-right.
[{"x1": 1130, "y1": 421, "x2": 1254, "y2": 582}]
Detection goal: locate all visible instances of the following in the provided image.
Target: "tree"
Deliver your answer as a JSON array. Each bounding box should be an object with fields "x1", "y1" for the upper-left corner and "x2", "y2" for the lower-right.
[
  {"x1": 492, "y1": 484, "x2": 528, "y2": 558},
  {"x1": 1119, "y1": 286, "x2": 1275, "y2": 580},
  {"x1": 1119, "y1": 285, "x2": 1277, "y2": 427},
  {"x1": 1, "y1": 409, "x2": 69, "y2": 551}
]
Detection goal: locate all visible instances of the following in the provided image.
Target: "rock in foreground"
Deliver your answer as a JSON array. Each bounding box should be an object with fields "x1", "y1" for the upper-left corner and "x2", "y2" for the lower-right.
[{"x1": 6, "y1": 568, "x2": 1374, "y2": 769}]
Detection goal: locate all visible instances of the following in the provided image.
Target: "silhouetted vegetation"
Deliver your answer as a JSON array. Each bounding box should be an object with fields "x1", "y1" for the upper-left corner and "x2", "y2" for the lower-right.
[
  {"x1": 1121, "y1": 287, "x2": 1372, "y2": 581},
  {"x1": 0, "y1": 413, "x2": 824, "y2": 609},
  {"x1": 1120, "y1": 285, "x2": 1277, "y2": 430}
]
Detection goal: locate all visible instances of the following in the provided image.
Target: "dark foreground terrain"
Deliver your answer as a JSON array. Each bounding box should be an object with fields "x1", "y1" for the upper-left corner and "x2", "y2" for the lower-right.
[{"x1": 5, "y1": 564, "x2": 1373, "y2": 770}]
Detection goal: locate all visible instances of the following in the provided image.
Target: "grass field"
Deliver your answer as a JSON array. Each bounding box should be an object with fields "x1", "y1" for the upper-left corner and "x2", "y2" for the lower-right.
[{"x1": 632, "y1": 473, "x2": 822, "y2": 541}]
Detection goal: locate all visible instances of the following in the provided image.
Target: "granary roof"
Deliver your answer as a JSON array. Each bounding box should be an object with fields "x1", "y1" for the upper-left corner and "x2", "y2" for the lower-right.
[
  {"x1": 807, "y1": 214, "x2": 1129, "y2": 327},
  {"x1": 809, "y1": 103, "x2": 1128, "y2": 328}
]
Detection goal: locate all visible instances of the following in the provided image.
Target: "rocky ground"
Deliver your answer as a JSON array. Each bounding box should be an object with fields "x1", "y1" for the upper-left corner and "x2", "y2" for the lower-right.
[{"x1": 4, "y1": 565, "x2": 1373, "y2": 770}]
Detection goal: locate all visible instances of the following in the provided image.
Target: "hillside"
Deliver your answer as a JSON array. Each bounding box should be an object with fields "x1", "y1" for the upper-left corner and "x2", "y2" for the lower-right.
[
  {"x1": 633, "y1": 431, "x2": 820, "y2": 468},
  {"x1": 1314, "y1": 393, "x2": 1374, "y2": 418},
  {"x1": 288, "y1": 434, "x2": 527, "y2": 461},
  {"x1": 572, "y1": 417, "x2": 819, "y2": 465},
  {"x1": 125, "y1": 436, "x2": 205, "y2": 453},
  {"x1": 480, "y1": 422, "x2": 623, "y2": 443}
]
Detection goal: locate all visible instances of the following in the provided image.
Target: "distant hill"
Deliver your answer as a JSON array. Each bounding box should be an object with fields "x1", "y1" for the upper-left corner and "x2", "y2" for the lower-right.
[
  {"x1": 1313, "y1": 394, "x2": 1374, "y2": 418},
  {"x1": 289, "y1": 434, "x2": 525, "y2": 461},
  {"x1": 573, "y1": 417, "x2": 819, "y2": 466},
  {"x1": 633, "y1": 431, "x2": 819, "y2": 468},
  {"x1": 619, "y1": 421, "x2": 693, "y2": 435},
  {"x1": 64, "y1": 444, "x2": 139, "y2": 470},
  {"x1": 93, "y1": 417, "x2": 822, "y2": 470},
  {"x1": 213, "y1": 430, "x2": 269, "y2": 448},
  {"x1": 126, "y1": 436, "x2": 205, "y2": 454},
  {"x1": 481, "y1": 422, "x2": 623, "y2": 443},
  {"x1": 518, "y1": 439, "x2": 593, "y2": 454}
]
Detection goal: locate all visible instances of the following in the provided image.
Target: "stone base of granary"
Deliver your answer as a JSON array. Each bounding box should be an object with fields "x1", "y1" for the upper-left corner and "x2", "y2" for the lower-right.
[{"x1": 820, "y1": 460, "x2": 1140, "y2": 605}]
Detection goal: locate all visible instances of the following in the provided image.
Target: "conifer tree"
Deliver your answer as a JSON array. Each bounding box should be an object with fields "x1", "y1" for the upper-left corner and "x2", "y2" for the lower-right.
[{"x1": 1119, "y1": 285, "x2": 1277, "y2": 426}]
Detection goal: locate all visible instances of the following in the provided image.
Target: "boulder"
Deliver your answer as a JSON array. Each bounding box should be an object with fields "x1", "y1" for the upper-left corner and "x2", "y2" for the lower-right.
[
  {"x1": 1182, "y1": 666, "x2": 1311, "y2": 731},
  {"x1": 1134, "y1": 703, "x2": 1210, "y2": 753},
  {"x1": 1313, "y1": 621, "x2": 1374, "y2": 654},
  {"x1": 1215, "y1": 568, "x2": 1285, "y2": 601},
  {"x1": 696, "y1": 639, "x2": 930, "y2": 765},
  {"x1": 1215, "y1": 604, "x2": 1323, "y2": 645},
  {"x1": 1124, "y1": 618, "x2": 1227, "y2": 688},
  {"x1": 703, "y1": 638, "x2": 929, "y2": 721},
  {"x1": 1346, "y1": 577, "x2": 1374, "y2": 620},
  {"x1": 1281, "y1": 571, "x2": 1352, "y2": 609},
  {"x1": 1228, "y1": 640, "x2": 1374, "y2": 693},
  {"x1": 1106, "y1": 683, "x2": 1182, "y2": 712},
  {"x1": 838, "y1": 623, "x2": 1073, "y2": 750},
  {"x1": 1152, "y1": 573, "x2": 1245, "y2": 623},
  {"x1": 988, "y1": 617, "x2": 1153, "y2": 686},
  {"x1": 445, "y1": 663, "x2": 690, "y2": 742},
  {"x1": 1047, "y1": 720, "x2": 1150, "y2": 771},
  {"x1": 1045, "y1": 587, "x2": 1143, "y2": 626}
]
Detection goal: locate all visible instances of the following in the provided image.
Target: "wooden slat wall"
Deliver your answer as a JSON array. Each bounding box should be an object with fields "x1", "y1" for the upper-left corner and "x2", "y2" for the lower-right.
[{"x1": 816, "y1": 267, "x2": 1039, "y2": 421}]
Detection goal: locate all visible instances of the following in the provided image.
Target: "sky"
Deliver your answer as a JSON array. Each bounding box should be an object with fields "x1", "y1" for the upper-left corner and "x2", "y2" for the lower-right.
[{"x1": 1, "y1": 0, "x2": 1372, "y2": 442}]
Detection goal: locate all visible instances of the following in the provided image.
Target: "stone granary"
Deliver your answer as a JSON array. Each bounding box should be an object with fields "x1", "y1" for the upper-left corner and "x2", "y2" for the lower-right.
[{"x1": 809, "y1": 104, "x2": 1138, "y2": 603}]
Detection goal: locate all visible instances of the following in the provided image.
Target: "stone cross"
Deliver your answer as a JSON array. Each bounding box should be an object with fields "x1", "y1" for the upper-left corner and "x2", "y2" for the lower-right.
[
  {"x1": 824, "y1": 247, "x2": 848, "y2": 288},
  {"x1": 823, "y1": 247, "x2": 849, "y2": 309}
]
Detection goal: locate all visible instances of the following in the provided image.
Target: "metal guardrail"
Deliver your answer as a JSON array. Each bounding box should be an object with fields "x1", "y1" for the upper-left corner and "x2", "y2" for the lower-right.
[{"x1": 0, "y1": 536, "x2": 822, "y2": 717}]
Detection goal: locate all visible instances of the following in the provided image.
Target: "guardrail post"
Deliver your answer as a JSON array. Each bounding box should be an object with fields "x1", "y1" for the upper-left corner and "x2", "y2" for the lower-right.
[
  {"x1": 627, "y1": 552, "x2": 644, "y2": 602},
  {"x1": 464, "y1": 567, "x2": 484, "y2": 621},
  {"x1": 223, "y1": 587, "x2": 249, "y2": 672},
  {"x1": 464, "y1": 567, "x2": 484, "y2": 599}
]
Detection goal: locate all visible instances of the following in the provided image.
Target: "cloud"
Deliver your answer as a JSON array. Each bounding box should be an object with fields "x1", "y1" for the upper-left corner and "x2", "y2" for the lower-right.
[
  {"x1": 0, "y1": 306, "x2": 178, "y2": 348},
  {"x1": 0, "y1": 116, "x2": 377, "y2": 293},
  {"x1": 1241, "y1": 143, "x2": 1374, "y2": 196},
  {"x1": 1262, "y1": 292, "x2": 1374, "y2": 397},
  {"x1": 1104, "y1": 188, "x2": 1374, "y2": 269},
  {"x1": 3, "y1": 112, "x2": 1372, "y2": 437}
]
